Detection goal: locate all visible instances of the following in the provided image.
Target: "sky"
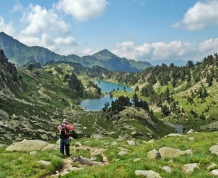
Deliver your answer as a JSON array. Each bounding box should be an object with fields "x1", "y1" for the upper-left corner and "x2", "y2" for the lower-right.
[{"x1": 0, "y1": 0, "x2": 218, "y2": 65}]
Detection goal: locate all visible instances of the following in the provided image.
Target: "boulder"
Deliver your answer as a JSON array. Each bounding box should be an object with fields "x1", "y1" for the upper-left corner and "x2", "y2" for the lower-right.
[
  {"x1": 118, "y1": 134, "x2": 132, "y2": 140},
  {"x1": 0, "y1": 109, "x2": 9, "y2": 120},
  {"x1": 40, "y1": 134, "x2": 48, "y2": 141},
  {"x1": 30, "y1": 151, "x2": 38, "y2": 156},
  {"x1": 90, "y1": 134, "x2": 103, "y2": 139},
  {"x1": 112, "y1": 141, "x2": 118, "y2": 146},
  {"x1": 6, "y1": 139, "x2": 58, "y2": 152},
  {"x1": 126, "y1": 140, "x2": 137, "y2": 146},
  {"x1": 166, "y1": 133, "x2": 183, "y2": 137},
  {"x1": 134, "y1": 158, "x2": 141, "y2": 162},
  {"x1": 159, "y1": 147, "x2": 192, "y2": 158},
  {"x1": 135, "y1": 170, "x2": 162, "y2": 178},
  {"x1": 160, "y1": 166, "x2": 172, "y2": 173},
  {"x1": 209, "y1": 145, "x2": 218, "y2": 156},
  {"x1": 189, "y1": 137, "x2": 195, "y2": 141},
  {"x1": 207, "y1": 163, "x2": 217, "y2": 170},
  {"x1": 187, "y1": 129, "x2": 195, "y2": 134},
  {"x1": 42, "y1": 143, "x2": 59, "y2": 151},
  {"x1": 182, "y1": 163, "x2": 199, "y2": 173},
  {"x1": 75, "y1": 141, "x2": 82, "y2": 147},
  {"x1": 118, "y1": 150, "x2": 128, "y2": 156},
  {"x1": 147, "y1": 149, "x2": 161, "y2": 159},
  {"x1": 210, "y1": 169, "x2": 218, "y2": 176},
  {"x1": 38, "y1": 160, "x2": 51, "y2": 166},
  {"x1": 0, "y1": 144, "x2": 7, "y2": 148},
  {"x1": 147, "y1": 139, "x2": 155, "y2": 144},
  {"x1": 91, "y1": 148, "x2": 104, "y2": 156}
]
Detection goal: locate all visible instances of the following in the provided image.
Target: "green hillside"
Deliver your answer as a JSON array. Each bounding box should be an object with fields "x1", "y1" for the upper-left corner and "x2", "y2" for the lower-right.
[{"x1": 0, "y1": 50, "x2": 172, "y2": 146}]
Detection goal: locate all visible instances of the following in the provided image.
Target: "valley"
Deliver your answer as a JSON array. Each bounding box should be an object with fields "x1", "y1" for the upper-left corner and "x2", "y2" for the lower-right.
[{"x1": 1, "y1": 40, "x2": 218, "y2": 177}]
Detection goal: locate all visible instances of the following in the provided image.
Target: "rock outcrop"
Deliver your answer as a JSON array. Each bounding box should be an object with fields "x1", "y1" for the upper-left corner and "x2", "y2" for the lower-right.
[
  {"x1": 159, "y1": 147, "x2": 192, "y2": 159},
  {"x1": 148, "y1": 147, "x2": 193, "y2": 159},
  {"x1": 0, "y1": 109, "x2": 9, "y2": 120},
  {"x1": 6, "y1": 139, "x2": 58, "y2": 152}
]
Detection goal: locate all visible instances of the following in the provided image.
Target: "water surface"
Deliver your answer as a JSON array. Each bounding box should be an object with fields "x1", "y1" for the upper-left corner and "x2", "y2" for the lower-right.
[
  {"x1": 94, "y1": 80, "x2": 132, "y2": 93},
  {"x1": 79, "y1": 80, "x2": 131, "y2": 111}
]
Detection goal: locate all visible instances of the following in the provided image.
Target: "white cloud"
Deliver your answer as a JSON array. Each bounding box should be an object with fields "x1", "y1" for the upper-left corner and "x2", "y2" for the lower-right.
[
  {"x1": 80, "y1": 48, "x2": 97, "y2": 56},
  {"x1": 54, "y1": 36, "x2": 77, "y2": 46},
  {"x1": 17, "y1": 33, "x2": 77, "y2": 55},
  {"x1": 11, "y1": 0, "x2": 23, "y2": 12},
  {"x1": 55, "y1": 0, "x2": 108, "y2": 21},
  {"x1": 113, "y1": 41, "x2": 195, "y2": 62},
  {"x1": 12, "y1": 3, "x2": 78, "y2": 55},
  {"x1": 199, "y1": 38, "x2": 218, "y2": 54},
  {"x1": 172, "y1": 0, "x2": 218, "y2": 30},
  {"x1": 20, "y1": 4, "x2": 70, "y2": 36},
  {"x1": 170, "y1": 22, "x2": 180, "y2": 29},
  {"x1": 152, "y1": 41, "x2": 193, "y2": 59},
  {"x1": 0, "y1": 16, "x2": 16, "y2": 36}
]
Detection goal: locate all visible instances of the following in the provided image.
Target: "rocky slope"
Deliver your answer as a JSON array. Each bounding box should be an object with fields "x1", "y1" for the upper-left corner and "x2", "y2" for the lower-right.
[{"x1": 0, "y1": 49, "x2": 21, "y2": 97}]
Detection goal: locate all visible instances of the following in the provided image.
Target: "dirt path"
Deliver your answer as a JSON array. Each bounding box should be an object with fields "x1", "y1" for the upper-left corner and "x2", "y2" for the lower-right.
[
  {"x1": 46, "y1": 99, "x2": 108, "y2": 177},
  {"x1": 46, "y1": 144, "x2": 108, "y2": 178}
]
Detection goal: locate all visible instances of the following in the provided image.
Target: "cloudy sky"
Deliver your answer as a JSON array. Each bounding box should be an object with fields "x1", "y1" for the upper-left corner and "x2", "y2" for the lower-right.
[{"x1": 0, "y1": 0, "x2": 218, "y2": 65}]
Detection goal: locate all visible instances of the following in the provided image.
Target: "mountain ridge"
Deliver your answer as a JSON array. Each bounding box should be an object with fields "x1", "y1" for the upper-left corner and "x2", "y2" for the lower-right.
[{"x1": 0, "y1": 32, "x2": 152, "y2": 72}]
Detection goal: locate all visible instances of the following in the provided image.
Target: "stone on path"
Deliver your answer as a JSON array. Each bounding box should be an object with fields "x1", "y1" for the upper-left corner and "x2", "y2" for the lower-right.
[{"x1": 135, "y1": 170, "x2": 162, "y2": 178}]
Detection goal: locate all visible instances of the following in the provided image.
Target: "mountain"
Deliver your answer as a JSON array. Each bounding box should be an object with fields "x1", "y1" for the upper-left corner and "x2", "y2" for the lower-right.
[
  {"x1": 0, "y1": 32, "x2": 152, "y2": 72},
  {"x1": 92, "y1": 49, "x2": 117, "y2": 60}
]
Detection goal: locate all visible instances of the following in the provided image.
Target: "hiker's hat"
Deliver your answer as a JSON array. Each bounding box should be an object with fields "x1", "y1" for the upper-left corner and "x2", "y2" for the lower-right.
[{"x1": 63, "y1": 119, "x2": 68, "y2": 123}]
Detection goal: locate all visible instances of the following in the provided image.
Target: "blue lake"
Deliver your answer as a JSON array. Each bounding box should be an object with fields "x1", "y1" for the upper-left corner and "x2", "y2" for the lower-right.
[
  {"x1": 94, "y1": 80, "x2": 132, "y2": 93},
  {"x1": 79, "y1": 81, "x2": 132, "y2": 111}
]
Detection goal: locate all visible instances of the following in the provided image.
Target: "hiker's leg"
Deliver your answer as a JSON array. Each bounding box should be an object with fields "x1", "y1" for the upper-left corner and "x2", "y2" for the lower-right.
[
  {"x1": 64, "y1": 139, "x2": 70, "y2": 156},
  {"x1": 60, "y1": 140, "x2": 65, "y2": 155},
  {"x1": 65, "y1": 143, "x2": 70, "y2": 156}
]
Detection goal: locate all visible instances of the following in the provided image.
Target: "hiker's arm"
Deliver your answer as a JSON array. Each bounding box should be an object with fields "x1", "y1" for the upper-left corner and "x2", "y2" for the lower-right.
[
  {"x1": 67, "y1": 125, "x2": 74, "y2": 131},
  {"x1": 57, "y1": 125, "x2": 61, "y2": 131}
]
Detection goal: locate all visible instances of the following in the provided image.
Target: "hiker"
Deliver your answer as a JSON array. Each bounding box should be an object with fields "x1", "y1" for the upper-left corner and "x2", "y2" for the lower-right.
[{"x1": 57, "y1": 119, "x2": 74, "y2": 157}]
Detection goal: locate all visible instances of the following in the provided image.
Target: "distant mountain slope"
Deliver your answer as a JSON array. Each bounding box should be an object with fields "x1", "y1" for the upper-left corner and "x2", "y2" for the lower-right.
[
  {"x1": 0, "y1": 32, "x2": 152, "y2": 72},
  {"x1": 0, "y1": 51, "x2": 171, "y2": 144},
  {"x1": 0, "y1": 49, "x2": 21, "y2": 95}
]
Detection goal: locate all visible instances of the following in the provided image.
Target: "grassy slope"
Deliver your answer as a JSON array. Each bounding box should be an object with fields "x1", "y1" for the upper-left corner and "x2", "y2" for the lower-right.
[
  {"x1": 155, "y1": 78, "x2": 218, "y2": 132},
  {"x1": 110, "y1": 68, "x2": 218, "y2": 133},
  {"x1": 1, "y1": 132, "x2": 218, "y2": 178},
  {"x1": 64, "y1": 132, "x2": 218, "y2": 178}
]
